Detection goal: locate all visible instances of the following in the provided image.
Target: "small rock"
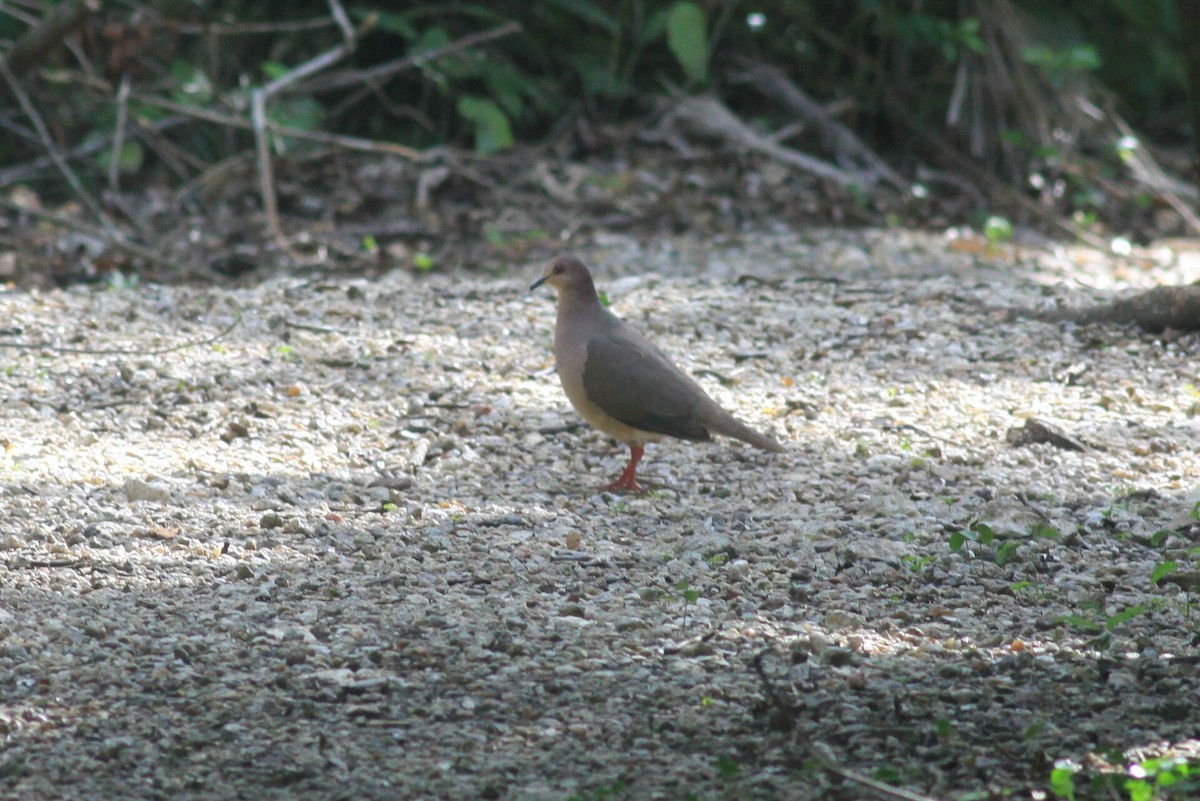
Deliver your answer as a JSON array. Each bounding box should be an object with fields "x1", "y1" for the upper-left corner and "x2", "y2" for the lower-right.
[{"x1": 124, "y1": 478, "x2": 171, "y2": 503}]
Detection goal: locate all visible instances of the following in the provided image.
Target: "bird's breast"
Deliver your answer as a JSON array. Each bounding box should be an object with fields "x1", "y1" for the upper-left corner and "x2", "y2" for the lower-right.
[{"x1": 554, "y1": 334, "x2": 655, "y2": 446}]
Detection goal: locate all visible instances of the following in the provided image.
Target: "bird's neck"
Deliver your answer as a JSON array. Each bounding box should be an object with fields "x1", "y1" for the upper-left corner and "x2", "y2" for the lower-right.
[{"x1": 555, "y1": 280, "x2": 601, "y2": 320}]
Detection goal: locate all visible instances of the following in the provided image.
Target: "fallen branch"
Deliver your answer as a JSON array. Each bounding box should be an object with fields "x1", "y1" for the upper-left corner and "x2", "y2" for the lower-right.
[
  {"x1": 0, "y1": 54, "x2": 120, "y2": 241},
  {"x1": 999, "y1": 283, "x2": 1200, "y2": 333},
  {"x1": 1109, "y1": 109, "x2": 1200, "y2": 235},
  {"x1": 1046, "y1": 284, "x2": 1200, "y2": 332},
  {"x1": 0, "y1": 196, "x2": 176, "y2": 273},
  {"x1": 732, "y1": 60, "x2": 908, "y2": 191},
  {"x1": 663, "y1": 95, "x2": 869, "y2": 189},
  {"x1": 796, "y1": 16, "x2": 1110, "y2": 249}
]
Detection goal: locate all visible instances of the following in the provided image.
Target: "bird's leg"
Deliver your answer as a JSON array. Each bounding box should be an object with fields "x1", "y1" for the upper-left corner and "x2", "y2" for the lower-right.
[{"x1": 604, "y1": 444, "x2": 646, "y2": 493}]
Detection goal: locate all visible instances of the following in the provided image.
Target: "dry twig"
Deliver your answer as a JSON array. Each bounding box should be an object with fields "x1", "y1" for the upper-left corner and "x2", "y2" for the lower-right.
[
  {"x1": 808, "y1": 742, "x2": 947, "y2": 801},
  {"x1": 300, "y1": 22, "x2": 523, "y2": 95},
  {"x1": 127, "y1": 94, "x2": 423, "y2": 159},
  {"x1": 0, "y1": 55, "x2": 119, "y2": 240},
  {"x1": 248, "y1": 0, "x2": 370, "y2": 249},
  {"x1": 0, "y1": 197, "x2": 174, "y2": 272},
  {"x1": 661, "y1": 96, "x2": 868, "y2": 189},
  {"x1": 0, "y1": 0, "x2": 97, "y2": 81},
  {"x1": 732, "y1": 60, "x2": 908, "y2": 191},
  {"x1": 0, "y1": 312, "x2": 243, "y2": 356}
]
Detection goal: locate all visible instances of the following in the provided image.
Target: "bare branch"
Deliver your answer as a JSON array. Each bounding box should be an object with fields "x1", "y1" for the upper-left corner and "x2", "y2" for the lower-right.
[
  {"x1": 0, "y1": 0, "x2": 98, "y2": 82},
  {"x1": 129, "y1": 94, "x2": 425, "y2": 159},
  {"x1": 108, "y1": 75, "x2": 132, "y2": 194},
  {"x1": 299, "y1": 22, "x2": 522, "y2": 94},
  {"x1": 0, "y1": 197, "x2": 177, "y2": 272},
  {"x1": 663, "y1": 96, "x2": 868, "y2": 189},
  {"x1": 732, "y1": 60, "x2": 909, "y2": 191},
  {"x1": 0, "y1": 54, "x2": 121, "y2": 241}
]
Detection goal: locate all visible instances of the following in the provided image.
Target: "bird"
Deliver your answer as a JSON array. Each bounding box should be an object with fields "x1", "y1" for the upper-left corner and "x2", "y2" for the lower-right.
[{"x1": 530, "y1": 254, "x2": 785, "y2": 493}]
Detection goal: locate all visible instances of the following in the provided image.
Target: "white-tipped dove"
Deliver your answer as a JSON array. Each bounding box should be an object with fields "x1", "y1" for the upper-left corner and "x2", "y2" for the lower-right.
[{"x1": 531, "y1": 255, "x2": 786, "y2": 492}]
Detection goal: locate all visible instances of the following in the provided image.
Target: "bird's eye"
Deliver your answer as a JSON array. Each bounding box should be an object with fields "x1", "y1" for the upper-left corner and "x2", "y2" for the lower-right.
[{"x1": 553, "y1": 264, "x2": 563, "y2": 274}]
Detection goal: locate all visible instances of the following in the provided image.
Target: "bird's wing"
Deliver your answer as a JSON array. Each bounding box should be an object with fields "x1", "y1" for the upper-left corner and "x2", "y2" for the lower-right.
[{"x1": 581, "y1": 334, "x2": 713, "y2": 441}]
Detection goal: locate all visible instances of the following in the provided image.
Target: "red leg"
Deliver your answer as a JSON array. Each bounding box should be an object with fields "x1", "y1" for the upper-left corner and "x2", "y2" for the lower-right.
[{"x1": 604, "y1": 444, "x2": 646, "y2": 493}]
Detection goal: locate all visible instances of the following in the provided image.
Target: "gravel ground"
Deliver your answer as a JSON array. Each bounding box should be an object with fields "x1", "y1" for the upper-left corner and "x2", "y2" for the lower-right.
[{"x1": 1, "y1": 228, "x2": 1199, "y2": 801}]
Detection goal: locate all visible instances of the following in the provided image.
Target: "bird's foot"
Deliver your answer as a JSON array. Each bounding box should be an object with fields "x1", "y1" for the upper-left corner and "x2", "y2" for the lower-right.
[{"x1": 601, "y1": 475, "x2": 647, "y2": 494}]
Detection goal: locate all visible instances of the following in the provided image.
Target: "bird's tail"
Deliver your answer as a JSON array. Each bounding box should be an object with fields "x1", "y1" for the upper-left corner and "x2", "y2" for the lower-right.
[{"x1": 710, "y1": 413, "x2": 787, "y2": 453}]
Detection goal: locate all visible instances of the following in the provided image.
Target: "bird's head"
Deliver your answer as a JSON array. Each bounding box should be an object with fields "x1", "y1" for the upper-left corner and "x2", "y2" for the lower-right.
[{"x1": 530, "y1": 255, "x2": 593, "y2": 294}]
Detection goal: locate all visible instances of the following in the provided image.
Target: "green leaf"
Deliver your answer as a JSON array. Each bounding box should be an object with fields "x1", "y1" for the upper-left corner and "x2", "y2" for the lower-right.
[
  {"x1": 995, "y1": 541, "x2": 1019, "y2": 567},
  {"x1": 1148, "y1": 529, "x2": 1172, "y2": 548},
  {"x1": 1057, "y1": 614, "x2": 1103, "y2": 633},
  {"x1": 1124, "y1": 779, "x2": 1152, "y2": 801},
  {"x1": 667, "y1": 2, "x2": 708, "y2": 83},
  {"x1": 1106, "y1": 604, "x2": 1147, "y2": 631},
  {"x1": 970, "y1": 522, "x2": 995, "y2": 544},
  {"x1": 482, "y1": 61, "x2": 526, "y2": 117},
  {"x1": 170, "y1": 62, "x2": 212, "y2": 105},
  {"x1": 949, "y1": 531, "x2": 967, "y2": 551},
  {"x1": 637, "y1": 6, "x2": 673, "y2": 45},
  {"x1": 539, "y1": 0, "x2": 619, "y2": 33},
  {"x1": 1049, "y1": 762, "x2": 1078, "y2": 800},
  {"x1": 261, "y1": 61, "x2": 289, "y2": 81},
  {"x1": 456, "y1": 96, "x2": 513, "y2": 155},
  {"x1": 714, "y1": 754, "x2": 740, "y2": 778},
  {"x1": 370, "y1": 11, "x2": 417, "y2": 38},
  {"x1": 1151, "y1": 560, "x2": 1178, "y2": 585},
  {"x1": 269, "y1": 97, "x2": 324, "y2": 133},
  {"x1": 983, "y1": 215, "x2": 1013, "y2": 245},
  {"x1": 95, "y1": 141, "x2": 144, "y2": 175},
  {"x1": 411, "y1": 26, "x2": 451, "y2": 55}
]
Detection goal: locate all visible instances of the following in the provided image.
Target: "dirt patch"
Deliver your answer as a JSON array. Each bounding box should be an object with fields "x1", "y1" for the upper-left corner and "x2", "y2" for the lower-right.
[{"x1": 1, "y1": 228, "x2": 1198, "y2": 800}]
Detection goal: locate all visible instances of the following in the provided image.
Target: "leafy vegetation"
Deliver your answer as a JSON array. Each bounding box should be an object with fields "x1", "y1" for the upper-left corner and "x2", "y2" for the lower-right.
[
  {"x1": 1050, "y1": 755, "x2": 1198, "y2": 801},
  {"x1": 0, "y1": 1, "x2": 1190, "y2": 215}
]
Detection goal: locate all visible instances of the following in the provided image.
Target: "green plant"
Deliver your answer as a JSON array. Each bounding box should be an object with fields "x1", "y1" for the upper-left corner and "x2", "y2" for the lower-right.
[
  {"x1": 1056, "y1": 601, "x2": 1149, "y2": 648},
  {"x1": 413, "y1": 252, "x2": 435, "y2": 272},
  {"x1": 983, "y1": 215, "x2": 1014, "y2": 248},
  {"x1": 1047, "y1": 755, "x2": 1197, "y2": 801},
  {"x1": 666, "y1": 2, "x2": 708, "y2": 83},
  {"x1": 674, "y1": 579, "x2": 700, "y2": 626},
  {"x1": 564, "y1": 780, "x2": 628, "y2": 801},
  {"x1": 934, "y1": 716, "x2": 955, "y2": 741},
  {"x1": 1125, "y1": 756, "x2": 1196, "y2": 800},
  {"x1": 714, "y1": 753, "x2": 740, "y2": 779},
  {"x1": 1049, "y1": 759, "x2": 1080, "y2": 800},
  {"x1": 901, "y1": 553, "x2": 935, "y2": 573}
]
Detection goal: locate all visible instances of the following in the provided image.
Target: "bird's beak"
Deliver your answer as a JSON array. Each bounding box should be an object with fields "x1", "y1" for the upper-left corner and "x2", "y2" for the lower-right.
[{"x1": 529, "y1": 276, "x2": 547, "y2": 291}]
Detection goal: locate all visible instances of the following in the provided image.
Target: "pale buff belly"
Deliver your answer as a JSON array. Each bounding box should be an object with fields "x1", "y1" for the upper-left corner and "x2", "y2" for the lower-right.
[{"x1": 557, "y1": 360, "x2": 660, "y2": 446}]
